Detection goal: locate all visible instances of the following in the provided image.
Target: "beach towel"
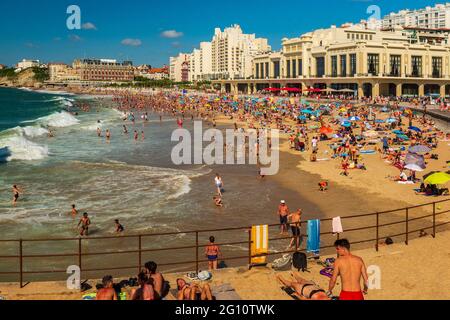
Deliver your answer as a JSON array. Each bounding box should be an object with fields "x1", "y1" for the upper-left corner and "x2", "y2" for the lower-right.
[
  {"x1": 307, "y1": 220, "x2": 321, "y2": 255},
  {"x1": 332, "y1": 216, "x2": 343, "y2": 234},
  {"x1": 397, "y1": 181, "x2": 414, "y2": 185},
  {"x1": 251, "y1": 225, "x2": 268, "y2": 265}
]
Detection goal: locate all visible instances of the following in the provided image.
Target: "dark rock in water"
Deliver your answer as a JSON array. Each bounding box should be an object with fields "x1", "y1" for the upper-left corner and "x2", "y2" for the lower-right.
[{"x1": 0, "y1": 147, "x2": 12, "y2": 163}]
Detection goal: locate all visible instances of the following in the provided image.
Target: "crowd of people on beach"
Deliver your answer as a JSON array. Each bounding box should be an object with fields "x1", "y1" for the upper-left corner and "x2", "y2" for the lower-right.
[{"x1": 7, "y1": 87, "x2": 449, "y2": 301}]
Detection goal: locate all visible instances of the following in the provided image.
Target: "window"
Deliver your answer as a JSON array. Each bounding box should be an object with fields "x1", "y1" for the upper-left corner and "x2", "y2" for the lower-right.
[
  {"x1": 340, "y1": 55, "x2": 347, "y2": 77},
  {"x1": 331, "y1": 56, "x2": 338, "y2": 77},
  {"x1": 292, "y1": 59, "x2": 297, "y2": 78},
  {"x1": 432, "y1": 57, "x2": 442, "y2": 78},
  {"x1": 411, "y1": 56, "x2": 422, "y2": 77},
  {"x1": 390, "y1": 55, "x2": 401, "y2": 76},
  {"x1": 367, "y1": 54, "x2": 379, "y2": 75},
  {"x1": 286, "y1": 60, "x2": 291, "y2": 78},
  {"x1": 298, "y1": 59, "x2": 303, "y2": 76},
  {"x1": 316, "y1": 57, "x2": 325, "y2": 77},
  {"x1": 350, "y1": 54, "x2": 357, "y2": 76},
  {"x1": 273, "y1": 61, "x2": 280, "y2": 78},
  {"x1": 347, "y1": 34, "x2": 350, "y2": 39}
]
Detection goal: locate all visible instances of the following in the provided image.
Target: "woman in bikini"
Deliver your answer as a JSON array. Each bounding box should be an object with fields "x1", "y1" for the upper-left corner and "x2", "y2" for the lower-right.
[
  {"x1": 205, "y1": 236, "x2": 221, "y2": 270},
  {"x1": 277, "y1": 273, "x2": 330, "y2": 300},
  {"x1": 176, "y1": 279, "x2": 213, "y2": 301}
]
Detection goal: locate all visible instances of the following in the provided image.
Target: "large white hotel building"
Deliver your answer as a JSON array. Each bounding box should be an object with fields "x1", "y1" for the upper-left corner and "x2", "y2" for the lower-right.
[{"x1": 382, "y1": 3, "x2": 450, "y2": 29}]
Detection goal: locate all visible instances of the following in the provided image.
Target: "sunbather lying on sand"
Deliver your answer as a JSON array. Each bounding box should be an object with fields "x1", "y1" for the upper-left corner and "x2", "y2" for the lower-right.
[
  {"x1": 277, "y1": 273, "x2": 331, "y2": 300},
  {"x1": 176, "y1": 279, "x2": 213, "y2": 301}
]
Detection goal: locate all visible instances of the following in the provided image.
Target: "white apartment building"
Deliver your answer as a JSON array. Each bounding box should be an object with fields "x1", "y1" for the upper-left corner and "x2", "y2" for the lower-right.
[
  {"x1": 211, "y1": 24, "x2": 271, "y2": 80},
  {"x1": 16, "y1": 59, "x2": 40, "y2": 72},
  {"x1": 382, "y1": 3, "x2": 450, "y2": 29},
  {"x1": 189, "y1": 42, "x2": 213, "y2": 82},
  {"x1": 169, "y1": 53, "x2": 191, "y2": 82}
]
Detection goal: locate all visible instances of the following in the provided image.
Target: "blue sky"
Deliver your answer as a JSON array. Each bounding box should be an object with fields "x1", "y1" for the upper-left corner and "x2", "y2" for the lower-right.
[{"x1": 0, "y1": 0, "x2": 445, "y2": 67}]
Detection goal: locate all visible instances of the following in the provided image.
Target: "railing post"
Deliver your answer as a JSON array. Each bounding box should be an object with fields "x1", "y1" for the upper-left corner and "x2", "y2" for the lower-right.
[
  {"x1": 376, "y1": 213, "x2": 379, "y2": 252},
  {"x1": 195, "y1": 232, "x2": 199, "y2": 274},
  {"x1": 138, "y1": 235, "x2": 142, "y2": 274},
  {"x1": 78, "y1": 238, "x2": 82, "y2": 287},
  {"x1": 248, "y1": 227, "x2": 252, "y2": 269},
  {"x1": 432, "y1": 202, "x2": 436, "y2": 238},
  {"x1": 405, "y1": 208, "x2": 409, "y2": 245},
  {"x1": 19, "y1": 239, "x2": 23, "y2": 289},
  {"x1": 295, "y1": 222, "x2": 299, "y2": 252}
]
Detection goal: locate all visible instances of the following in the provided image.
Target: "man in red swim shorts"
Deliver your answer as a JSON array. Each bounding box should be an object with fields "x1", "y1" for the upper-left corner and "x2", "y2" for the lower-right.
[{"x1": 328, "y1": 239, "x2": 369, "y2": 300}]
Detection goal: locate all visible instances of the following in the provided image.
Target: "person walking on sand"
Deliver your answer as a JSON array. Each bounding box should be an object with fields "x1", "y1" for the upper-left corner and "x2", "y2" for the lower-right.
[
  {"x1": 328, "y1": 239, "x2": 369, "y2": 300},
  {"x1": 78, "y1": 212, "x2": 91, "y2": 236},
  {"x1": 278, "y1": 200, "x2": 290, "y2": 235},
  {"x1": 12, "y1": 185, "x2": 22, "y2": 207},
  {"x1": 205, "y1": 236, "x2": 221, "y2": 271},
  {"x1": 288, "y1": 209, "x2": 302, "y2": 249},
  {"x1": 214, "y1": 174, "x2": 223, "y2": 196}
]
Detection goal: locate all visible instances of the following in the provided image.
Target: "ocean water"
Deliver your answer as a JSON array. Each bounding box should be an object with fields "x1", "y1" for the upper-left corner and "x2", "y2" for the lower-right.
[{"x1": 0, "y1": 88, "x2": 294, "y2": 242}]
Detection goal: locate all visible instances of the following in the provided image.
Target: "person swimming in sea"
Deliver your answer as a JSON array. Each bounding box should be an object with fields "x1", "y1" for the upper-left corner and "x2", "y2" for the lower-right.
[
  {"x1": 123, "y1": 125, "x2": 128, "y2": 135},
  {"x1": 12, "y1": 185, "x2": 21, "y2": 207}
]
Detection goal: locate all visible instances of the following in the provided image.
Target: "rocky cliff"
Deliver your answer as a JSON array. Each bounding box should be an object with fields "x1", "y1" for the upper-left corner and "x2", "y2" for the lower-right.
[{"x1": 0, "y1": 68, "x2": 44, "y2": 88}]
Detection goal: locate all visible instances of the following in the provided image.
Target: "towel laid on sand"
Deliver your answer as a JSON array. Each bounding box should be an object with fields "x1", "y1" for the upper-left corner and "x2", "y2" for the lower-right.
[{"x1": 211, "y1": 283, "x2": 242, "y2": 300}]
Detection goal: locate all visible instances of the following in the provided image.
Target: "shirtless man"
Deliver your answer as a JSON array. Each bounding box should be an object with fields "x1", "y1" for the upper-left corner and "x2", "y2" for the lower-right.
[
  {"x1": 144, "y1": 261, "x2": 165, "y2": 300},
  {"x1": 288, "y1": 209, "x2": 302, "y2": 249},
  {"x1": 277, "y1": 200, "x2": 290, "y2": 235},
  {"x1": 96, "y1": 275, "x2": 118, "y2": 300},
  {"x1": 328, "y1": 239, "x2": 369, "y2": 300},
  {"x1": 105, "y1": 129, "x2": 111, "y2": 142},
  {"x1": 97, "y1": 127, "x2": 102, "y2": 137},
  {"x1": 78, "y1": 212, "x2": 91, "y2": 236},
  {"x1": 131, "y1": 272, "x2": 155, "y2": 301},
  {"x1": 134, "y1": 130, "x2": 139, "y2": 141}
]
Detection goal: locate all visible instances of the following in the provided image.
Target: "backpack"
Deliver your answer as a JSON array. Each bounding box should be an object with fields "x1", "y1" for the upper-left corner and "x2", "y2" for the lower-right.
[{"x1": 293, "y1": 252, "x2": 307, "y2": 272}]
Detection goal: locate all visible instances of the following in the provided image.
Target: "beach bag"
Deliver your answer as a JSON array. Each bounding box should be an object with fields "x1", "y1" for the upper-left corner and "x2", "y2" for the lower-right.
[
  {"x1": 292, "y1": 252, "x2": 307, "y2": 272},
  {"x1": 197, "y1": 271, "x2": 212, "y2": 281},
  {"x1": 385, "y1": 237, "x2": 394, "y2": 245},
  {"x1": 272, "y1": 254, "x2": 292, "y2": 271}
]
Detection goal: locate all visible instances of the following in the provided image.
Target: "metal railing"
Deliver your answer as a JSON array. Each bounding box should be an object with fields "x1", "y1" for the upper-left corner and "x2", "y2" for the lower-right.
[{"x1": 0, "y1": 199, "x2": 448, "y2": 288}]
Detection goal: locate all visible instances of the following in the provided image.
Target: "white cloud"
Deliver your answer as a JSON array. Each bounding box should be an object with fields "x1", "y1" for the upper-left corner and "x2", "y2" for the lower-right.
[
  {"x1": 121, "y1": 38, "x2": 142, "y2": 47},
  {"x1": 69, "y1": 35, "x2": 82, "y2": 42},
  {"x1": 82, "y1": 22, "x2": 97, "y2": 30},
  {"x1": 161, "y1": 30, "x2": 184, "y2": 38}
]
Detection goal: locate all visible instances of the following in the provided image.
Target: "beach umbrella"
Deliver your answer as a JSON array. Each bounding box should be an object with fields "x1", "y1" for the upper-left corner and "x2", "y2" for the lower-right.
[
  {"x1": 392, "y1": 130, "x2": 404, "y2": 135},
  {"x1": 386, "y1": 118, "x2": 397, "y2": 123},
  {"x1": 320, "y1": 127, "x2": 333, "y2": 134},
  {"x1": 424, "y1": 172, "x2": 450, "y2": 185},
  {"x1": 348, "y1": 116, "x2": 361, "y2": 121},
  {"x1": 397, "y1": 134, "x2": 409, "y2": 141},
  {"x1": 408, "y1": 126, "x2": 422, "y2": 133},
  {"x1": 302, "y1": 109, "x2": 314, "y2": 114},
  {"x1": 375, "y1": 119, "x2": 385, "y2": 123},
  {"x1": 405, "y1": 152, "x2": 425, "y2": 167},
  {"x1": 409, "y1": 145, "x2": 431, "y2": 154},
  {"x1": 341, "y1": 121, "x2": 352, "y2": 128},
  {"x1": 404, "y1": 164, "x2": 425, "y2": 172}
]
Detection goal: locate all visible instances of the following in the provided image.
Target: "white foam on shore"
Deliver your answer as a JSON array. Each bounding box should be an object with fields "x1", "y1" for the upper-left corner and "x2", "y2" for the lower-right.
[
  {"x1": 34, "y1": 111, "x2": 80, "y2": 128},
  {"x1": 0, "y1": 135, "x2": 48, "y2": 161}
]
